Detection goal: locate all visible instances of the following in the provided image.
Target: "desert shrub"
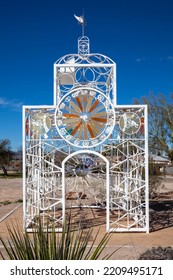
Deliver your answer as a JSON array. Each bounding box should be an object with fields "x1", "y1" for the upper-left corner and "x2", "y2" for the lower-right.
[
  {"x1": 139, "y1": 246, "x2": 173, "y2": 260},
  {"x1": 149, "y1": 162, "x2": 165, "y2": 199},
  {"x1": 149, "y1": 175, "x2": 164, "y2": 198},
  {"x1": 0, "y1": 200, "x2": 11, "y2": 205}
]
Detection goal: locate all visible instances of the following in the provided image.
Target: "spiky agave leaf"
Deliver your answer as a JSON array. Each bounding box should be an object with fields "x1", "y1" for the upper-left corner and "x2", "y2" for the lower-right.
[{"x1": 0, "y1": 216, "x2": 118, "y2": 260}]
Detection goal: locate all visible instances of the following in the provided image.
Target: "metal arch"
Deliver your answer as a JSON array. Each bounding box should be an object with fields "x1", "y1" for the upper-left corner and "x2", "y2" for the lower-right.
[
  {"x1": 54, "y1": 53, "x2": 116, "y2": 65},
  {"x1": 61, "y1": 149, "x2": 110, "y2": 229}
]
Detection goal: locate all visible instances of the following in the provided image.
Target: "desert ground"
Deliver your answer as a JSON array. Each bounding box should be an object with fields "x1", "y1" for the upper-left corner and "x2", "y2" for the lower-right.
[{"x1": 0, "y1": 176, "x2": 173, "y2": 259}]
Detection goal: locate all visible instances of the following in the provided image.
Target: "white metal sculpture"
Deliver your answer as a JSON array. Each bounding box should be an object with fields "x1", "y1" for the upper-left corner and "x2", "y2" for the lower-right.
[{"x1": 23, "y1": 17, "x2": 149, "y2": 232}]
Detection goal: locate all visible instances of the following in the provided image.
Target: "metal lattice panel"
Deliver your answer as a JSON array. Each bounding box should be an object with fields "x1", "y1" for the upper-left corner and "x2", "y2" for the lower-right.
[
  {"x1": 23, "y1": 105, "x2": 148, "y2": 232},
  {"x1": 23, "y1": 35, "x2": 148, "y2": 233}
]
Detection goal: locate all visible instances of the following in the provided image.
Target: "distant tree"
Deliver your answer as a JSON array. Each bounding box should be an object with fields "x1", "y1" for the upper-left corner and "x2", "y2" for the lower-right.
[
  {"x1": 0, "y1": 139, "x2": 14, "y2": 175},
  {"x1": 134, "y1": 93, "x2": 173, "y2": 162},
  {"x1": 13, "y1": 147, "x2": 22, "y2": 172}
]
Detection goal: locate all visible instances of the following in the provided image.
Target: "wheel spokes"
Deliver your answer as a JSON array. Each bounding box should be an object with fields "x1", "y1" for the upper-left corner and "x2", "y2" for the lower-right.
[
  {"x1": 92, "y1": 111, "x2": 107, "y2": 117},
  {"x1": 90, "y1": 103, "x2": 105, "y2": 114},
  {"x1": 91, "y1": 117, "x2": 107, "y2": 123},
  {"x1": 71, "y1": 122, "x2": 82, "y2": 136},
  {"x1": 87, "y1": 123, "x2": 95, "y2": 138},
  {"x1": 62, "y1": 118, "x2": 79, "y2": 124},
  {"x1": 89, "y1": 99, "x2": 100, "y2": 113},
  {"x1": 77, "y1": 123, "x2": 85, "y2": 139},
  {"x1": 89, "y1": 122, "x2": 101, "y2": 135},
  {"x1": 91, "y1": 120, "x2": 105, "y2": 128},
  {"x1": 58, "y1": 90, "x2": 110, "y2": 143},
  {"x1": 75, "y1": 97, "x2": 83, "y2": 112},
  {"x1": 85, "y1": 96, "x2": 94, "y2": 112},
  {"x1": 69, "y1": 101, "x2": 82, "y2": 113},
  {"x1": 63, "y1": 113, "x2": 79, "y2": 118},
  {"x1": 84, "y1": 124, "x2": 88, "y2": 139},
  {"x1": 64, "y1": 104, "x2": 81, "y2": 115}
]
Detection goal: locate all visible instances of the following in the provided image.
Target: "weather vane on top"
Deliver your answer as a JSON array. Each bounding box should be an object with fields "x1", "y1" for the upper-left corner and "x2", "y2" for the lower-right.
[{"x1": 74, "y1": 13, "x2": 85, "y2": 37}]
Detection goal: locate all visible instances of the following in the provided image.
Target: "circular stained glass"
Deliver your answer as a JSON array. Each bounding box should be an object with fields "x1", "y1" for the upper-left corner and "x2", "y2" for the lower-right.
[
  {"x1": 55, "y1": 87, "x2": 115, "y2": 147},
  {"x1": 119, "y1": 112, "x2": 141, "y2": 135}
]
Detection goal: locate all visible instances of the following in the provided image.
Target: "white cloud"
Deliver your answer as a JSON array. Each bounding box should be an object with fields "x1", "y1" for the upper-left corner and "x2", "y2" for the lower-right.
[
  {"x1": 136, "y1": 56, "x2": 173, "y2": 63},
  {"x1": 0, "y1": 97, "x2": 23, "y2": 111},
  {"x1": 160, "y1": 56, "x2": 173, "y2": 62},
  {"x1": 0, "y1": 97, "x2": 8, "y2": 105},
  {"x1": 167, "y1": 56, "x2": 173, "y2": 61},
  {"x1": 136, "y1": 57, "x2": 146, "y2": 63}
]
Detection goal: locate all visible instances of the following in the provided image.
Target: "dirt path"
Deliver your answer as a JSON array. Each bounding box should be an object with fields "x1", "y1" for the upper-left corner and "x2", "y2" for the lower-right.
[
  {"x1": 0, "y1": 177, "x2": 173, "y2": 259},
  {"x1": 0, "y1": 178, "x2": 22, "y2": 202},
  {"x1": 0, "y1": 178, "x2": 22, "y2": 222}
]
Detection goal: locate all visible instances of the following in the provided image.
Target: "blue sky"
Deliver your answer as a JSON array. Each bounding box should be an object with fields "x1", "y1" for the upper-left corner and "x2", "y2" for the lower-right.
[{"x1": 0, "y1": 0, "x2": 173, "y2": 151}]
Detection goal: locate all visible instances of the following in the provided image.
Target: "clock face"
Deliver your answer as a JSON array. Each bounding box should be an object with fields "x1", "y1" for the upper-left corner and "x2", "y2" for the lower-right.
[
  {"x1": 30, "y1": 112, "x2": 51, "y2": 135},
  {"x1": 55, "y1": 87, "x2": 115, "y2": 147},
  {"x1": 119, "y1": 112, "x2": 141, "y2": 135}
]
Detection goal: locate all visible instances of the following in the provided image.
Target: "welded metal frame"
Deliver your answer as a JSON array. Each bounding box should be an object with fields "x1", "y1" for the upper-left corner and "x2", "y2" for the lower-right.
[{"x1": 23, "y1": 36, "x2": 149, "y2": 233}]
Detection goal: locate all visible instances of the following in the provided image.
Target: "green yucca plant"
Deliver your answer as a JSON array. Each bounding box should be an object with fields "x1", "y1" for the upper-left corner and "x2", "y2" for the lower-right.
[{"x1": 0, "y1": 216, "x2": 116, "y2": 260}]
